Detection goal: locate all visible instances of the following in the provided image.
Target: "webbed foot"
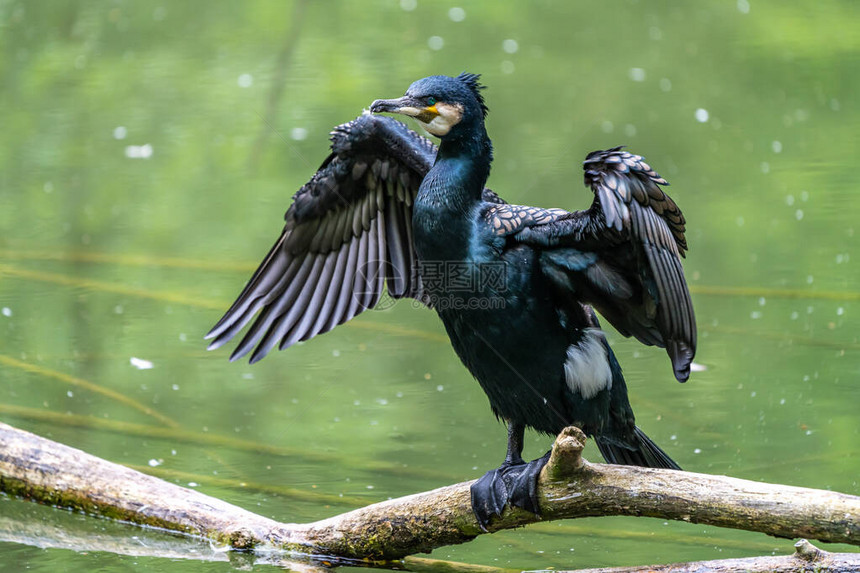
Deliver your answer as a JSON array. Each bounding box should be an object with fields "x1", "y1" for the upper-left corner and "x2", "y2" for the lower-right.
[{"x1": 470, "y1": 451, "x2": 550, "y2": 530}]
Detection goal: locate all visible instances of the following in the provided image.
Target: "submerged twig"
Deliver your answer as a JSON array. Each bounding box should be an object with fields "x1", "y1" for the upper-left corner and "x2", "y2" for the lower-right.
[{"x1": 541, "y1": 539, "x2": 860, "y2": 572}]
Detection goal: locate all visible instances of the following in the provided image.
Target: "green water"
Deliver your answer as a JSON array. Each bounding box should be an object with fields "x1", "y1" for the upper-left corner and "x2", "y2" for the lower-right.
[{"x1": 1, "y1": 0, "x2": 858, "y2": 570}]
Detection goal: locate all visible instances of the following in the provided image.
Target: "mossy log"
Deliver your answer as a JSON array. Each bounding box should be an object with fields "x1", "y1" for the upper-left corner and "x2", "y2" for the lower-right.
[{"x1": 0, "y1": 422, "x2": 858, "y2": 562}]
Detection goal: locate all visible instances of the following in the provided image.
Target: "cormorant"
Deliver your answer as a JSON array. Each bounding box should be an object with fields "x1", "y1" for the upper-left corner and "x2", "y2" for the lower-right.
[{"x1": 206, "y1": 73, "x2": 696, "y2": 529}]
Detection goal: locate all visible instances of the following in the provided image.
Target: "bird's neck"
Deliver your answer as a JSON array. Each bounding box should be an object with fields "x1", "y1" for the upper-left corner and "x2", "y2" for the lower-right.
[{"x1": 419, "y1": 126, "x2": 493, "y2": 212}]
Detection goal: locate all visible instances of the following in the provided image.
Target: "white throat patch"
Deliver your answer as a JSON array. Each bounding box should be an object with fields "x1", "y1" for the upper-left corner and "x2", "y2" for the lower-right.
[
  {"x1": 419, "y1": 102, "x2": 464, "y2": 137},
  {"x1": 563, "y1": 329, "x2": 613, "y2": 400}
]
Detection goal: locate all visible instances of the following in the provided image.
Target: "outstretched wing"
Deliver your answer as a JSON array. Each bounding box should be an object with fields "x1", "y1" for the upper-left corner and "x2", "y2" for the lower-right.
[
  {"x1": 207, "y1": 112, "x2": 505, "y2": 364},
  {"x1": 512, "y1": 147, "x2": 696, "y2": 382},
  {"x1": 206, "y1": 113, "x2": 432, "y2": 363}
]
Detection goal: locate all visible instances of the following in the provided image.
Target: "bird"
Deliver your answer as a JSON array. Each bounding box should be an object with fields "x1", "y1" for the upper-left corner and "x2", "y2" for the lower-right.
[{"x1": 206, "y1": 73, "x2": 696, "y2": 529}]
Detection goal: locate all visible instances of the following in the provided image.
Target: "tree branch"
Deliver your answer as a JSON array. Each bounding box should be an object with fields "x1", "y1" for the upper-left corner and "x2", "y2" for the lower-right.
[{"x1": 0, "y1": 422, "x2": 857, "y2": 563}]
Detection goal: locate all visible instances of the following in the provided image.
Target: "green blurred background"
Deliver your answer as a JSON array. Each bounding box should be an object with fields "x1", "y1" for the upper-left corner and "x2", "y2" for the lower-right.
[{"x1": 1, "y1": 0, "x2": 858, "y2": 571}]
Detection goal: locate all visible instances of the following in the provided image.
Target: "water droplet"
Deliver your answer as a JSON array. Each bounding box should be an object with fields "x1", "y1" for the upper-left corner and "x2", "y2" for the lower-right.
[
  {"x1": 502, "y1": 39, "x2": 519, "y2": 54},
  {"x1": 399, "y1": 0, "x2": 417, "y2": 11},
  {"x1": 628, "y1": 67, "x2": 646, "y2": 82},
  {"x1": 436, "y1": 385, "x2": 444, "y2": 391},
  {"x1": 448, "y1": 7, "x2": 465, "y2": 21},
  {"x1": 737, "y1": 0, "x2": 750, "y2": 14},
  {"x1": 237, "y1": 73, "x2": 253, "y2": 88},
  {"x1": 113, "y1": 126, "x2": 127, "y2": 140},
  {"x1": 659, "y1": 78, "x2": 672, "y2": 92},
  {"x1": 500, "y1": 60, "x2": 515, "y2": 74},
  {"x1": 693, "y1": 448, "x2": 702, "y2": 454},
  {"x1": 601, "y1": 120, "x2": 614, "y2": 133},
  {"x1": 428, "y1": 35, "x2": 444, "y2": 50},
  {"x1": 750, "y1": 311, "x2": 762, "y2": 319},
  {"x1": 771, "y1": 140, "x2": 782, "y2": 153},
  {"x1": 148, "y1": 459, "x2": 162, "y2": 467},
  {"x1": 785, "y1": 194, "x2": 794, "y2": 206},
  {"x1": 795, "y1": 209, "x2": 804, "y2": 220},
  {"x1": 130, "y1": 357, "x2": 153, "y2": 370},
  {"x1": 124, "y1": 144, "x2": 153, "y2": 159},
  {"x1": 1, "y1": 307, "x2": 12, "y2": 317},
  {"x1": 695, "y1": 108, "x2": 709, "y2": 123},
  {"x1": 290, "y1": 127, "x2": 308, "y2": 141},
  {"x1": 67, "y1": 391, "x2": 74, "y2": 398}
]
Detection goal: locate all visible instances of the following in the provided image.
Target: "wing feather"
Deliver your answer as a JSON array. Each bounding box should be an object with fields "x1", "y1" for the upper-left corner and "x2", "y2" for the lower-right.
[
  {"x1": 384, "y1": 194, "x2": 409, "y2": 296},
  {"x1": 328, "y1": 239, "x2": 361, "y2": 331},
  {"x1": 349, "y1": 222, "x2": 371, "y2": 317},
  {"x1": 295, "y1": 250, "x2": 341, "y2": 344},
  {"x1": 229, "y1": 254, "x2": 315, "y2": 362},
  {"x1": 306, "y1": 243, "x2": 351, "y2": 341},
  {"x1": 513, "y1": 147, "x2": 696, "y2": 382},
  {"x1": 253, "y1": 253, "x2": 328, "y2": 361},
  {"x1": 362, "y1": 215, "x2": 381, "y2": 310},
  {"x1": 207, "y1": 114, "x2": 440, "y2": 362}
]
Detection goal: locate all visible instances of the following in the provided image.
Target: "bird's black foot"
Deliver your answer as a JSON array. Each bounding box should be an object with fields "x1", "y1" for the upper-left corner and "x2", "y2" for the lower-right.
[{"x1": 470, "y1": 451, "x2": 551, "y2": 530}]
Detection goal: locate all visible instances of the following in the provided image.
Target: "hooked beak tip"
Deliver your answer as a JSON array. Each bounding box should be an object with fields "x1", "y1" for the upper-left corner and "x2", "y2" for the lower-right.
[{"x1": 370, "y1": 99, "x2": 391, "y2": 114}]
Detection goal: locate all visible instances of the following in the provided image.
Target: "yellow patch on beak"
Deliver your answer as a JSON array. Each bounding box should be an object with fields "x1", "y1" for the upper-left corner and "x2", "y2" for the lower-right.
[
  {"x1": 419, "y1": 102, "x2": 463, "y2": 137},
  {"x1": 411, "y1": 103, "x2": 440, "y2": 124}
]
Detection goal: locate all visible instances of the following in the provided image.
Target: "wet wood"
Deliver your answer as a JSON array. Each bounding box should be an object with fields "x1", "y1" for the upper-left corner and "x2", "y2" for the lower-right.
[{"x1": 0, "y1": 422, "x2": 858, "y2": 562}]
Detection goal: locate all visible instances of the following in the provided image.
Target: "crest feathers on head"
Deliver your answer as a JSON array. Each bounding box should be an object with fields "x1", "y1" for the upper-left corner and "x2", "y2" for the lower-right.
[{"x1": 456, "y1": 72, "x2": 489, "y2": 118}]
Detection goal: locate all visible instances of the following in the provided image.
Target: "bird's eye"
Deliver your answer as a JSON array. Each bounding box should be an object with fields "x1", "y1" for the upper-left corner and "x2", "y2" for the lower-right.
[{"x1": 427, "y1": 97, "x2": 437, "y2": 106}]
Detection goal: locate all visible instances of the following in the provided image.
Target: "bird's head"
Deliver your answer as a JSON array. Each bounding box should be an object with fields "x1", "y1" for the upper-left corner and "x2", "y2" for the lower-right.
[{"x1": 370, "y1": 73, "x2": 488, "y2": 139}]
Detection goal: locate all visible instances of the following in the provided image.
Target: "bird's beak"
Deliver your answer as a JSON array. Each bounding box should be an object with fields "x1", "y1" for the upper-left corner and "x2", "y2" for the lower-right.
[{"x1": 370, "y1": 96, "x2": 439, "y2": 123}]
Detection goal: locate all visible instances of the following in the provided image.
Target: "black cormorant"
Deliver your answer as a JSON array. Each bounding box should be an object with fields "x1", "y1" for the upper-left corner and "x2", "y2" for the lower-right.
[{"x1": 206, "y1": 73, "x2": 696, "y2": 529}]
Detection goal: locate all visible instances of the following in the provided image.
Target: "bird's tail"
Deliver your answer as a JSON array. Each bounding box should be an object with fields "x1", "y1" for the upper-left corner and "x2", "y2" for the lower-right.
[{"x1": 595, "y1": 426, "x2": 681, "y2": 470}]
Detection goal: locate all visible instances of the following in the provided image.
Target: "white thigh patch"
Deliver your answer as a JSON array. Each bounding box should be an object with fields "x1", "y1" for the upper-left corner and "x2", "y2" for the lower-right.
[{"x1": 564, "y1": 329, "x2": 612, "y2": 399}]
